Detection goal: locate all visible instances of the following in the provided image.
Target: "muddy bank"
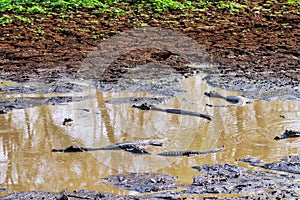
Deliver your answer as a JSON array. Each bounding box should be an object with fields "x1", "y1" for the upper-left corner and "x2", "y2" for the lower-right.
[
  {"x1": 1, "y1": 190, "x2": 149, "y2": 200},
  {"x1": 99, "y1": 153, "x2": 300, "y2": 199},
  {"x1": 203, "y1": 68, "x2": 300, "y2": 101},
  {"x1": 101, "y1": 172, "x2": 178, "y2": 193},
  {"x1": 0, "y1": 79, "x2": 92, "y2": 114}
]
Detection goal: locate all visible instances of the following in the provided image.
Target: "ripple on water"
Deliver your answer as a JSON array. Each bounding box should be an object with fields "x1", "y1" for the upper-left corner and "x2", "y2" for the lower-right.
[{"x1": 267, "y1": 114, "x2": 300, "y2": 133}]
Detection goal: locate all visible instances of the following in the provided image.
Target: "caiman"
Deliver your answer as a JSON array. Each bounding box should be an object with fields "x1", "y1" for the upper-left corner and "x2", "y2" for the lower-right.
[
  {"x1": 157, "y1": 145, "x2": 225, "y2": 157},
  {"x1": 52, "y1": 146, "x2": 90, "y2": 153},
  {"x1": 274, "y1": 130, "x2": 300, "y2": 140},
  {"x1": 133, "y1": 103, "x2": 213, "y2": 121},
  {"x1": 204, "y1": 91, "x2": 252, "y2": 107},
  {"x1": 98, "y1": 138, "x2": 167, "y2": 150},
  {"x1": 51, "y1": 138, "x2": 167, "y2": 154}
]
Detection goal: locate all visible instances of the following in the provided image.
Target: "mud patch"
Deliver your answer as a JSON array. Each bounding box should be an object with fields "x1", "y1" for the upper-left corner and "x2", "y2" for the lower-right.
[
  {"x1": 244, "y1": 154, "x2": 300, "y2": 174},
  {"x1": 100, "y1": 47, "x2": 191, "y2": 83},
  {"x1": 0, "y1": 79, "x2": 88, "y2": 95},
  {"x1": 261, "y1": 161, "x2": 300, "y2": 174},
  {"x1": 79, "y1": 27, "x2": 211, "y2": 96},
  {"x1": 189, "y1": 164, "x2": 299, "y2": 195},
  {"x1": 0, "y1": 78, "x2": 94, "y2": 114},
  {"x1": 149, "y1": 161, "x2": 300, "y2": 198},
  {"x1": 203, "y1": 71, "x2": 300, "y2": 101},
  {"x1": 0, "y1": 96, "x2": 90, "y2": 114},
  {"x1": 1, "y1": 190, "x2": 148, "y2": 200},
  {"x1": 101, "y1": 172, "x2": 178, "y2": 193}
]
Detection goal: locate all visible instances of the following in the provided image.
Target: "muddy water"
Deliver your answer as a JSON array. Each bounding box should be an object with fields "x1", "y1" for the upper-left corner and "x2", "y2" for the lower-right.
[{"x1": 0, "y1": 75, "x2": 300, "y2": 196}]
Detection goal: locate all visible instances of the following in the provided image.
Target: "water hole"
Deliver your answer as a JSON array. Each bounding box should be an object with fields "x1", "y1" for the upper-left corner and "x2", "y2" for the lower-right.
[{"x1": 0, "y1": 74, "x2": 299, "y2": 196}]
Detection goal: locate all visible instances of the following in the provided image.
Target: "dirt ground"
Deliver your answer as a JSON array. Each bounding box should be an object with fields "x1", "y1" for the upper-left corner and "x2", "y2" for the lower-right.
[{"x1": 0, "y1": 1, "x2": 299, "y2": 84}]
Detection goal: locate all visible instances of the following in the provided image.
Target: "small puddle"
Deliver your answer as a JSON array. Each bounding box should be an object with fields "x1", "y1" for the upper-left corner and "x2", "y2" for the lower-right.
[{"x1": 0, "y1": 74, "x2": 299, "y2": 196}]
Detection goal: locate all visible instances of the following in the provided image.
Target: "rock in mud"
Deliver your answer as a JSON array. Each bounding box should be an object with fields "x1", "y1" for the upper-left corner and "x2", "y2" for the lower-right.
[{"x1": 62, "y1": 118, "x2": 73, "y2": 126}]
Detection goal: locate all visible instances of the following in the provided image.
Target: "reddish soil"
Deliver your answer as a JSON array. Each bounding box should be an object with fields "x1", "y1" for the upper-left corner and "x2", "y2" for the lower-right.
[
  {"x1": 0, "y1": 2, "x2": 299, "y2": 84},
  {"x1": 101, "y1": 48, "x2": 191, "y2": 83}
]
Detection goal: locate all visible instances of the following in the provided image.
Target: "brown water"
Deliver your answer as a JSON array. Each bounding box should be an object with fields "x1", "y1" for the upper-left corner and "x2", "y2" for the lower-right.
[{"x1": 0, "y1": 75, "x2": 300, "y2": 196}]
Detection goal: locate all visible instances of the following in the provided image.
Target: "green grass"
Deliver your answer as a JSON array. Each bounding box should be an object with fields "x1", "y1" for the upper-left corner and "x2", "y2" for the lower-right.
[
  {"x1": 0, "y1": 0, "x2": 299, "y2": 25},
  {"x1": 0, "y1": 14, "x2": 12, "y2": 25},
  {"x1": 1, "y1": 0, "x2": 299, "y2": 13},
  {"x1": 0, "y1": 0, "x2": 191, "y2": 13},
  {"x1": 0, "y1": 0, "x2": 105, "y2": 12},
  {"x1": 0, "y1": 0, "x2": 189, "y2": 25},
  {"x1": 217, "y1": 1, "x2": 248, "y2": 13}
]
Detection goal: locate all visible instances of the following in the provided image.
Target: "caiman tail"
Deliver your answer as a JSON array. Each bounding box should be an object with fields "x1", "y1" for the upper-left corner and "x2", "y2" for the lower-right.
[{"x1": 157, "y1": 146, "x2": 225, "y2": 157}]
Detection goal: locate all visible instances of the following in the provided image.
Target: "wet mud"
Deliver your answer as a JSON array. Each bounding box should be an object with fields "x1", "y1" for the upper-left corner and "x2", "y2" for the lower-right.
[
  {"x1": 188, "y1": 164, "x2": 299, "y2": 197},
  {"x1": 203, "y1": 71, "x2": 300, "y2": 101},
  {"x1": 0, "y1": 95, "x2": 90, "y2": 114},
  {"x1": 241, "y1": 154, "x2": 300, "y2": 175},
  {"x1": 99, "y1": 47, "x2": 192, "y2": 83},
  {"x1": 1, "y1": 190, "x2": 149, "y2": 200},
  {"x1": 101, "y1": 173, "x2": 178, "y2": 193}
]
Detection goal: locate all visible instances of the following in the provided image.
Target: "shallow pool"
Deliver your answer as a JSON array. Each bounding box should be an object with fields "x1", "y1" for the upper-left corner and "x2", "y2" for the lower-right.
[{"x1": 0, "y1": 75, "x2": 299, "y2": 196}]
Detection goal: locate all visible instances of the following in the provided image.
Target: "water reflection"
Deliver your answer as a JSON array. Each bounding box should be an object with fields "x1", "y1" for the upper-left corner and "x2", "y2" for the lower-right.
[{"x1": 0, "y1": 75, "x2": 299, "y2": 196}]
